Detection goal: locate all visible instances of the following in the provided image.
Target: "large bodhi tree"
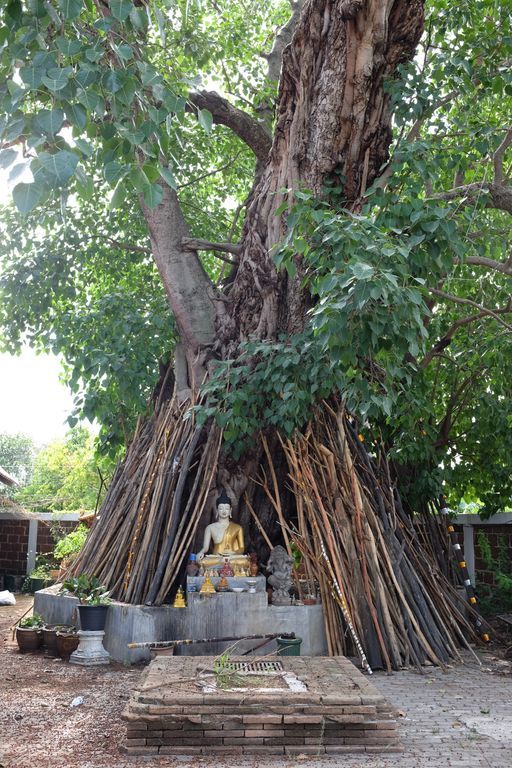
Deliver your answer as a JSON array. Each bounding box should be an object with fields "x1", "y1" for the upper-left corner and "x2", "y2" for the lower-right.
[{"x1": 1, "y1": 0, "x2": 510, "y2": 663}]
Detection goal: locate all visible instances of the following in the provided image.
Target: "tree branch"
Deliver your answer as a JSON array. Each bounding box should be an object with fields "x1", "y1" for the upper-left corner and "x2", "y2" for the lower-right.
[
  {"x1": 177, "y1": 152, "x2": 242, "y2": 190},
  {"x1": 433, "y1": 181, "x2": 512, "y2": 214},
  {"x1": 89, "y1": 234, "x2": 151, "y2": 255},
  {"x1": 494, "y1": 127, "x2": 512, "y2": 185},
  {"x1": 181, "y1": 237, "x2": 241, "y2": 261},
  {"x1": 188, "y1": 91, "x2": 271, "y2": 164},
  {"x1": 458, "y1": 254, "x2": 512, "y2": 277},
  {"x1": 262, "y1": 0, "x2": 306, "y2": 84},
  {"x1": 429, "y1": 288, "x2": 512, "y2": 332},
  {"x1": 420, "y1": 306, "x2": 512, "y2": 368}
]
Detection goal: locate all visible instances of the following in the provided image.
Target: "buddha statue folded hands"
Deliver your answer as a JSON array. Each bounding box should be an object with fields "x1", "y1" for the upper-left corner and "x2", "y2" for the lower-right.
[{"x1": 196, "y1": 490, "x2": 249, "y2": 570}]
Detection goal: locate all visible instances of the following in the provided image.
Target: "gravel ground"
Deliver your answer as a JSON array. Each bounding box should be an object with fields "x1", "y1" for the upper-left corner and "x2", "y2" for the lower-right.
[{"x1": 2, "y1": 595, "x2": 512, "y2": 768}]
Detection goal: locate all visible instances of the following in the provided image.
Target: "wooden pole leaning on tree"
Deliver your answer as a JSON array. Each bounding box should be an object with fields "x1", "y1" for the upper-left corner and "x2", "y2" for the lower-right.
[
  {"x1": 70, "y1": 392, "x2": 222, "y2": 606},
  {"x1": 258, "y1": 404, "x2": 483, "y2": 671}
]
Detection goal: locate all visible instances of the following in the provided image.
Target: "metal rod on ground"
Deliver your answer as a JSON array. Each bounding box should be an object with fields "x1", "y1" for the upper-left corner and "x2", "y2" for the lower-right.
[
  {"x1": 319, "y1": 540, "x2": 373, "y2": 675},
  {"x1": 127, "y1": 632, "x2": 288, "y2": 649}
]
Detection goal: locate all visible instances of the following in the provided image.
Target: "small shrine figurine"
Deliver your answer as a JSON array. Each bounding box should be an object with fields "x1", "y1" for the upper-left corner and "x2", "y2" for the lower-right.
[
  {"x1": 199, "y1": 573, "x2": 216, "y2": 594},
  {"x1": 173, "y1": 587, "x2": 186, "y2": 608},
  {"x1": 219, "y1": 557, "x2": 234, "y2": 577},
  {"x1": 249, "y1": 552, "x2": 259, "y2": 577},
  {"x1": 196, "y1": 490, "x2": 249, "y2": 570},
  {"x1": 217, "y1": 575, "x2": 230, "y2": 591},
  {"x1": 266, "y1": 545, "x2": 294, "y2": 606}
]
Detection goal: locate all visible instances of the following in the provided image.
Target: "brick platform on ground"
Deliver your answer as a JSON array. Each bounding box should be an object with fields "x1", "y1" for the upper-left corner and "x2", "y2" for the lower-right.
[{"x1": 121, "y1": 655, "x2": 401, "y2": 756}]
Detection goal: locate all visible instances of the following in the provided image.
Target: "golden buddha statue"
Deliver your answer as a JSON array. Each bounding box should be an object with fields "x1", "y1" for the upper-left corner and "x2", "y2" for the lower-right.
[{"x1": 196, "y1": 490, "x2": 249, "y2": 570}]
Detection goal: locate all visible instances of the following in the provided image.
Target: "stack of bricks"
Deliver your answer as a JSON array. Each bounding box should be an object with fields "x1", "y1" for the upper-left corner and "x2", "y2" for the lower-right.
[{"x1": 121, "y1": 656, "x2": 401, "y2": 756}]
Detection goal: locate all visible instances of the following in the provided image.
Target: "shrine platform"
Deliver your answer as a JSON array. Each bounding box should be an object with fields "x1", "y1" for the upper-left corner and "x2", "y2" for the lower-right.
[
  {"x1": 121, "y1": 655, "x2": 402, "y2": 756},
  {"x1": 34, "y1": 585, "x2": 328, "y2": 664}
]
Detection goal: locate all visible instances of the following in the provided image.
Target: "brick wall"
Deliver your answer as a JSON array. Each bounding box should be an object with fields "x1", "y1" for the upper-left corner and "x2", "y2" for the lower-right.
[
  {"x1": 0, "y1": 518, "x2": 78, "y2": 576},
  {"x1": 0, "y1": 520, "x2": 29, "y2": 574}
]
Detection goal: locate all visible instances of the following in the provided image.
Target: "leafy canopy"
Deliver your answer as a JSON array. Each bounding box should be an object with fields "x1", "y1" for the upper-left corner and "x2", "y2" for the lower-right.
[
  {"x1": 14, "y1": 427, "x2": 113, "y2": 512},
  {"x1": 0, "y1": 0, "x2": 511, "y2": 515},
  {"x1": 0, "y1": 0, "x2": 287, "y2": 212}
]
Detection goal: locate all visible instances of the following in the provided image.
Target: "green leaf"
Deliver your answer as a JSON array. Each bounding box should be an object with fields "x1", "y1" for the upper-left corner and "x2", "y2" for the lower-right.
[
  {"x1": 19, "y1": 64, "x2": 44, "y2": 89},
  {"x1": 57, "y1": 0, "x2": 83, "y2": 19},
  {"x1": 65, "y1": 102, "x2": 87, "y2": 130},
  {"x1": 158, "y1": 165, "x2": 177, "y2": 190},
  {"x1": 0, "y1": 148, "x2": 17, "y2": 169},
  {"x1": 3, "y1": 116, "x2": 25, "y2": 142},
  {"x1": 38, "y1": 150, "x2": 79, "y2": 184},
  {"x1": 197, "y1": 108, "x2": 213, "y2": 133},
  {"x1": 77, "y1": 89, "x2": 103, "y2": 112},
  {"x1": 116, "y1": 43, "x2": 133, "y2": 61},
  {"x1": 35, "y1": 108, "x2": 65, "y2": 136},
  {"x1": 109, "y1": 179, "x2": 126, "y2": 210},
  {"x1": 104, "y1": 161, "x2": 129, "y2": 186},
  {"x1": 56, "y1": 37, "x2": 83, "y2": 56},
  {"x1": 27, "y1": 0, "x2": 47, "y2": 17},
  {"x1": 8, "y1": 162, "x2": 27, "y2": 183},
  {"x1": 104, "y1": 69, "x2": 122, "y2": 93},
  {"x1": 74, "y1": 138, "x2": 94, "y2": 157},
  {"x1": 42, "y1": 67, "x2": 71, "y2": 92},
  {"x1": 110, "y1": 0, "x2": 132, "y2": 21},
  {"x1": 351, "y1": 262, "x2": 375, "y2": 279},
  {"x1": 76, "y1": 64, "x2": 98, "y2": 88},
  {"x1": 129, "y1": 6, "x2": 148, "y2": 30},
  {"x1": 12, "y1": 182, "x2": 44, "y2": 214},
  {"x1": 43, "y1": 0, "x2": 62, "y2": 25},
  {"x1": 142, "y1": 182, "x2": 163, "y2": 208}
]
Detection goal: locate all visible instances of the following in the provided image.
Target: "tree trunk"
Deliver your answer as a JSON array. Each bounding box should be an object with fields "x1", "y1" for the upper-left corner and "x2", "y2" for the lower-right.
[
  {"x1": 70, "y1": 1, "x2": 484, "y2": 668},
  {"x1": 77, "y1": 0, "x2": 425, "y2": 590}
]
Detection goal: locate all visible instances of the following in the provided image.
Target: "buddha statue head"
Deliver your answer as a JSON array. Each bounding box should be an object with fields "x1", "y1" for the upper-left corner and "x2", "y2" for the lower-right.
[{"x1": 215, "y1": 489, "x2": 232, "y2": 520}]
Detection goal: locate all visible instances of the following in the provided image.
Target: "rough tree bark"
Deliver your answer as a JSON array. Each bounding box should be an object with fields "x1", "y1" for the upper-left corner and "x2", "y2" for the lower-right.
[{"x1": 76, "y1": 0, "x2": 427, "y2": 615}]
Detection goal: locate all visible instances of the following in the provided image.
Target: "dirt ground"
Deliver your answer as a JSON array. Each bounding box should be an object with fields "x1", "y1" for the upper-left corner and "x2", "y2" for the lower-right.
[
  {"x1": 0, "y1": 594, "x2": 146, "y2": 768},
  {"x1": 2, "y1": 596, "x2": 512, "y2": 768}
]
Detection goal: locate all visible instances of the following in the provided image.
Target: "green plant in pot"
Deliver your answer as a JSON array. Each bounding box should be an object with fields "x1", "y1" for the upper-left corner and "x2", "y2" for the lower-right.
[
  {"x1": 60, "y1": 575, "x2": 111, "y2": 632},
  {"x1": 16, "y1": 614, "x2": 44, "y2": 653},
  {"x1": 28, "y1": 563, "x2": 54, "y2": 593}
]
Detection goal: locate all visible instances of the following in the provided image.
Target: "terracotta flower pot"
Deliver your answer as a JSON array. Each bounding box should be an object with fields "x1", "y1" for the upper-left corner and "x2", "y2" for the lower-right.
[
  {"x1": 16, "y1": 627, "x2": 43, "y2": 653},
  {"x1": 43, "y1": 625, "x2": 75, "y2": 656},
  {"x1": 56, "y1": 631, "x2": 80, "y2": 660}
]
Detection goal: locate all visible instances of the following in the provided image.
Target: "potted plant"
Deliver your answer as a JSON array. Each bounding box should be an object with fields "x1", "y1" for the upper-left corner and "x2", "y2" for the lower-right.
[
  {"x1": 60, "y1": 574, "x2": 111, "y2": 631},
  {"x1": 28, "y1": 564, "x2": 54, "y2": 593},
  {"x1": 16, "y1": 614, "x2": 44, "y2": 653}
]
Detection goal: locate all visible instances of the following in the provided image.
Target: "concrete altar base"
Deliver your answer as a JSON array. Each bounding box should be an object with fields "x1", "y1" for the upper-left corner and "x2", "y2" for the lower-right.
[
  {"x1": 34, "y1": 586, "x2": 327, "y2": 664},
  {"x1": 69, "y1": 630, "x2": 110, "y2": 666},
  {"x1": 121, "y1": 656, "x2": 402, "y2": 756}
]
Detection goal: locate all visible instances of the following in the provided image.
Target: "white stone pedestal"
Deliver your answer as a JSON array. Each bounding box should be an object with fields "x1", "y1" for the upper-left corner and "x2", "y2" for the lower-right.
[{"x1": 69, "y1": 630, "x2": 110, "y2": 666}]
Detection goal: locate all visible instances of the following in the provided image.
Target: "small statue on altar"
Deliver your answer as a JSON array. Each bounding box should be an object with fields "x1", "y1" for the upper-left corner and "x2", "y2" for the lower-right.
[
  {"x1": 219, "y1": 558, "x2": 234, "y2": 577},
  {"x1": 249, "y1": 552, "x2": 259, "y2": 576},
  {"x1": 196, "y1": 490, "x2": 249, "y2": 570},
  {"x1": 266, "y1": 545, "x2": 294, "y2": 605}
]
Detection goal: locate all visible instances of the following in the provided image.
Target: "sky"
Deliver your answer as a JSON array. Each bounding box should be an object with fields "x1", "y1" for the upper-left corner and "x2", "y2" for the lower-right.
[
  {"x1": 0, "y1": 156, "x2": 77, "y2": 446},
  {"x1": 0, "y1": 348, "x2": 74, "y2": 446}
]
